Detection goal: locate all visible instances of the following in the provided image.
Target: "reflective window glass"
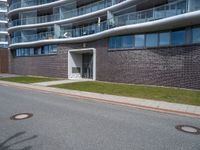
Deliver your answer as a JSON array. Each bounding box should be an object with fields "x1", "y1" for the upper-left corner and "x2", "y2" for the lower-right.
[
  {"x1": 159, "y1": 32, "x2": 170, "y2": 46},
  {"x1": 146, "y1": 33, "x2": 158, "y2": 47},
  {"x1": 192, "y1": 27, "x2": 200, "y2": 44},
  {"x1": 171, "y1": 30, "x2": 186, "y2": 46},
  {"x1": 122, "y1": 35, "x2": 134, "y2": 48},
  {"x1": 135, "y1": 34, "x2": 145, "y2": 48}
]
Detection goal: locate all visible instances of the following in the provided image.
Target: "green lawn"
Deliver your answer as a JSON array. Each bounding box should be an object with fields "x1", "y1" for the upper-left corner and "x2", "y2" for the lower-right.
[
  {"x1": 0, "y1": 76, "x2": 57, "y2": 84},
  {"x1": 53, "y1": 81, "x2": 200, "y2": 106}
]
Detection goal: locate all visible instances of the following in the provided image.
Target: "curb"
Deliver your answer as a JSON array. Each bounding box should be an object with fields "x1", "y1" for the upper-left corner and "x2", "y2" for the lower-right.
[{"x1": 0, "y1": 81, "x2": 200, "y2": 118}]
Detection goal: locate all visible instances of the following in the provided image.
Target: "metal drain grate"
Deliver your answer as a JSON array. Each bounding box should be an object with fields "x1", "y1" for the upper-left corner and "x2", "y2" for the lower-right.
[
  {"x1": 10, "y1": 113, "x2": 33, "y2": 120},
  {"x1": 176, "y1": 125, "x2": 200, "y2": 135}
]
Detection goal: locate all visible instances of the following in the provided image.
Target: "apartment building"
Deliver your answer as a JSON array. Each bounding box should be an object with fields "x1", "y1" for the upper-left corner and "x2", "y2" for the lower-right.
[
  {"x1": 0, "y1": 0, "x2": 8, "y2": 73},
  {"x1": 7, "y1": 0, "x2": 200, "y2": 89}
]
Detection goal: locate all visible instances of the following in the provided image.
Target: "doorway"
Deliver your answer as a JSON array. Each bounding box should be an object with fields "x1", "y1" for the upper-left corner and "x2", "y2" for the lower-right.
[
  {"x1": 68, "y1": 48, "x2": 96, "y2": 80},
  {"x1": 82, "y1": 53, "x2": 93, "y2": 79}
]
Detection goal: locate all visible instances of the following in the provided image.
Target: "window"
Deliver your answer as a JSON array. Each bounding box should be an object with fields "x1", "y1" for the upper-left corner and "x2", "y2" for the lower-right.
[
  {"x1": 15, "y1": 45, "x2": 57, "y2": 57},
  {"x1": 135, "y1": 34, "x2": 145, "y2": 48},
  {"x1": 115, "y1": 36, "x2": 122, "y2": 48},
  {"x1": 122, "y1": 35, "x2": 134, "y2": 48},
  {"x1": 109, "y1": 37, "x2": 116, "y2": 49},
  {"x1": 192, "y1": 27, "x2": 200, "y2": 44},
  {"x1": 30, "y1": 48, "x2": 34, "y2": 56},
  {"x1": 159, "y1": 32, "x2": 170, "y2": 46},
  {"x1": 171, "y1": 30, "x2": 186, "y2": 46},
  {"x1": 146, "y1": 33, "x2": 158, "y2": 47},
  {"x1": 108, "y1": 26, "x2": 198, "y2": 50},
  {"x1": 109, "y1": 36, "x2": 134, "y2": 49},
  {"x1": 43, "y1": 45, "x2": 49, "y2": 54}
]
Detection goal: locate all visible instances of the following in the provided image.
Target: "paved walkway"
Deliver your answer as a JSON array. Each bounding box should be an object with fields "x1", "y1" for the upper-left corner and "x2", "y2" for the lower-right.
[
  {"x1": 0, "y1": 73, "x2": 21, "y2": 78},
  {"x1": 32, "y1": 79, "x2": 90, "y2": 86},
  {"x1": 0, "y1": 80, "x2": 199, "y2": 118}
]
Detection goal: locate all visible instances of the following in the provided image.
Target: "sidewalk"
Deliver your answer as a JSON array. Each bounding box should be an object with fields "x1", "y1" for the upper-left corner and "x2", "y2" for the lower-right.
[
  {"x1": 31, "y1": 79, "x2": 88, "y2": 86},
  {"x1": 0, "y1": 73, "x2": 21, "y2": 78},
  {"x1": 0, "y1": 80, "x2": 199, "y2": 118}
]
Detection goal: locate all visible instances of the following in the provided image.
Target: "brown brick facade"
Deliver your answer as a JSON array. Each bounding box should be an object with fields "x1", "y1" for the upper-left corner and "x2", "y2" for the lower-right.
[
  {"x1": 0, "y1": 48, "x2": 8, "y2": 73},
  {"x1": 9, "y1": 44, "x2": 81, "y2": 78},
  {"x1": 9, "y1": 39, "x2": 200, "y2": 89}
]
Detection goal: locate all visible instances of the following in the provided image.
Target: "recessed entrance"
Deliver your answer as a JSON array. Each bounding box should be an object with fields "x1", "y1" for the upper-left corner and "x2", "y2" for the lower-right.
[
  {"x1": 68, "y1": 48, "x2": 96, "y2": 80},
  {"x1": 82, "y1": 53, "x2": 93, "y2": 79}
]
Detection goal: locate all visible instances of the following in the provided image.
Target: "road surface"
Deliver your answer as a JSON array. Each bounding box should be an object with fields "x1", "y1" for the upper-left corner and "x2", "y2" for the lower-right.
[{"x1": 0, "y1": 85, "x2": 199, "y2": 150}]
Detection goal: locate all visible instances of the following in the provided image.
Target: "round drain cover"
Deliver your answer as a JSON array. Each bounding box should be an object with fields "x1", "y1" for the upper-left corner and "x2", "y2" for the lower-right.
[
  {"x1": 176, "y1": 125, "x2": 200, "y2": 135},
  {"x1": 10, "y1": 113, "x2": 33, "y2": 120}
]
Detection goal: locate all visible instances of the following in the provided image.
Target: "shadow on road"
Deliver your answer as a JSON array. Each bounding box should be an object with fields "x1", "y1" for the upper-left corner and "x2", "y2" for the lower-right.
[{"x1": 0, "y1": 131, "x2": 37, "y2": 150}]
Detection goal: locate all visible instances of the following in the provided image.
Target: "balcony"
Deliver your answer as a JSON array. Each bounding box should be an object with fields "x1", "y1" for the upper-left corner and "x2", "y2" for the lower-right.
[
  {"x1": 9, "y1": 0, "x2": 57, "y2": 11},
  {"x1": 10, "y1": 0, "x2": 200, "y2": 45},
  {"x1": 0, "y1": 28, "x2": 7, "y2": 32},
  {"x1": 9, "y1": 0, "x2": 125, "y2": 27},
  {"x1": 0, "y1": 12, "x2": 7, "y2": 21},
  {"x1": 0, "y1": 3, "x2": 7, "y2": 12}
]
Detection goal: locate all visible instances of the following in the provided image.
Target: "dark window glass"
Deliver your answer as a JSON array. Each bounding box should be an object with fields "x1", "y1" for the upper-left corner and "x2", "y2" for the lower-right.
[
  {"x1": 192, "y1": 27, "x2": 200, "y2": 43},
  {"x1": 146, "y1": 33, "x2": 158, "y2": 47},
  {"x1": 171, "y1": 30, "x2": 186, "y2": 46},
  {"x1": 109, "y1": 37, "x2": 116, "y2": 48},
  {"x1": 34, "y1": 48, "x2": 38, "y2": 55},
  {"x1": 30, "y1": 48, "x2": 34, "y2": 55},
  {"x1": 159, "y1": 32, "x2": 170, "y2": 46},
  {"x1": 135, "y1": 34, "x2": 145, "y2": 48},
  {"x1": 122, "y1": 35, "x2": 134, "y2": 48},
  {"x1": 52, "y1": 45, "x2": 57, "y2": 53},
  {"x1": 16, "y1": 45, "x2": 57, "y2": 57},
  {"x1": 44, "y1": 45, "x2": 49, "y2": 54},
  {"x1": 109, "y1": 36, "x2": 134, "y2": 49},
  {"x1": 115, "y1": 36, "x2": 122, "y2": 48}
]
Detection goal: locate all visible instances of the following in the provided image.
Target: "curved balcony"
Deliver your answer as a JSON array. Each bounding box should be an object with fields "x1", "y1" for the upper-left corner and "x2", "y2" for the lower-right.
[
  {"x1": 0, "y1": 1, "x2": 7, "y2": 11},
  {"x1": 9, "y1": 0, "x2": 125, "y2": 27},
  {"x1": 9, "y1": 0, "x2": 57, "y2": 11},
  {"x1": 10, "y1": 0, "x2": 200, "y2": 46},
  {"x1": 0, "y1": 41, "x2": 8, "y2": 48},
  {"x1": 0, "y1": 12, "x2": 7, "y2": 21},
  {"x1": 0, "y1": 27, "x2": 7, "y2": 32}
]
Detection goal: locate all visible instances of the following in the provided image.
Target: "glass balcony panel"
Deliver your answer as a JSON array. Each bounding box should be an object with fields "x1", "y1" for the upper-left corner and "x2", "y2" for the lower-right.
[
  {"x1": 9, "y1": 0, "x2": 126, "y2": 27},
  {"x1": 11, "y1": 0, "x2": 200, "y2": 45}
]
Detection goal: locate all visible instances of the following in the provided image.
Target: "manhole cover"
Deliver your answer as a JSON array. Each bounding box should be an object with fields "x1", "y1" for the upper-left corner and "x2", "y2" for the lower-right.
[
  {"x1": 10, "y1": 113, "x2": 33, "y2": 120},
  {"x1": 176, "y1": 125, "x2": 200, "y2": 135}
]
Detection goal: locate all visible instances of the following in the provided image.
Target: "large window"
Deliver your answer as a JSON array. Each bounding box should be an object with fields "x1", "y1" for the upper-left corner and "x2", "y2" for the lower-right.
[
  {"x1": 108, "y1": 26, "x2": 200, "y2": 50},
  {"x1": 159, "y1": 32, "x2": 170, "y2": 46},
  {"x1": 122, "y1": 35, "x2": 134, "y2": 48},
  {"x1": 171, "y1": 30, "x2": 186, "y2": 46},
  {"x1": 135, "y1": 34, "x2": 145, "y2": 48},
  {"x1": 109, "y1": 37, "x2": 116, "y2": 49},
  {"x1": 109, "y1": 35, "x2": 134, "y2": 49},
  {"x1": 16, "y1": 45, "x2": 57, "y2": 57},
  {"x1": 146, "y1": 33, "x2": 158, "y2": 47},
  {"x1": 192, "y1": 27, "x2": 200, "y2": 44}
]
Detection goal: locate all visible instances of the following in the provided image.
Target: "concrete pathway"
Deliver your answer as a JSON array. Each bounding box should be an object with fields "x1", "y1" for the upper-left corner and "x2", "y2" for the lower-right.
[
  {"x1": 32, "y1": 79, "x2": 91, "y2": 86},
  {"x1": 0, "y1": 80, "x2": 199, "y2": 118},
  {"x1": 0, "y1": 73, "x2": 21, "y2": 78}
]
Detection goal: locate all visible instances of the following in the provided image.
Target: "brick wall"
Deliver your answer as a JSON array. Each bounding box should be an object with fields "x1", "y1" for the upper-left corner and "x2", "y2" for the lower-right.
[
  {"x1": 89, "y1": 39, "x2": 200, "y2": 89},
  {"x1": 0, "y1": 48, "x2": 8, "y2": 73},
  {"x1": 10, "y1": 45, "x2": 74, "y2": 78},
  {"x1": 9, "y1": 39, "x2": 200, "y2": 89}
]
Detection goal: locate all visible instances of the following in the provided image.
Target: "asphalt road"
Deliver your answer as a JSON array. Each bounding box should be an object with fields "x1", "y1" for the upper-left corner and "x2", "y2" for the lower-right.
[{"x1": 0, "y1": 85, "x2": 199, "y2": 150}]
